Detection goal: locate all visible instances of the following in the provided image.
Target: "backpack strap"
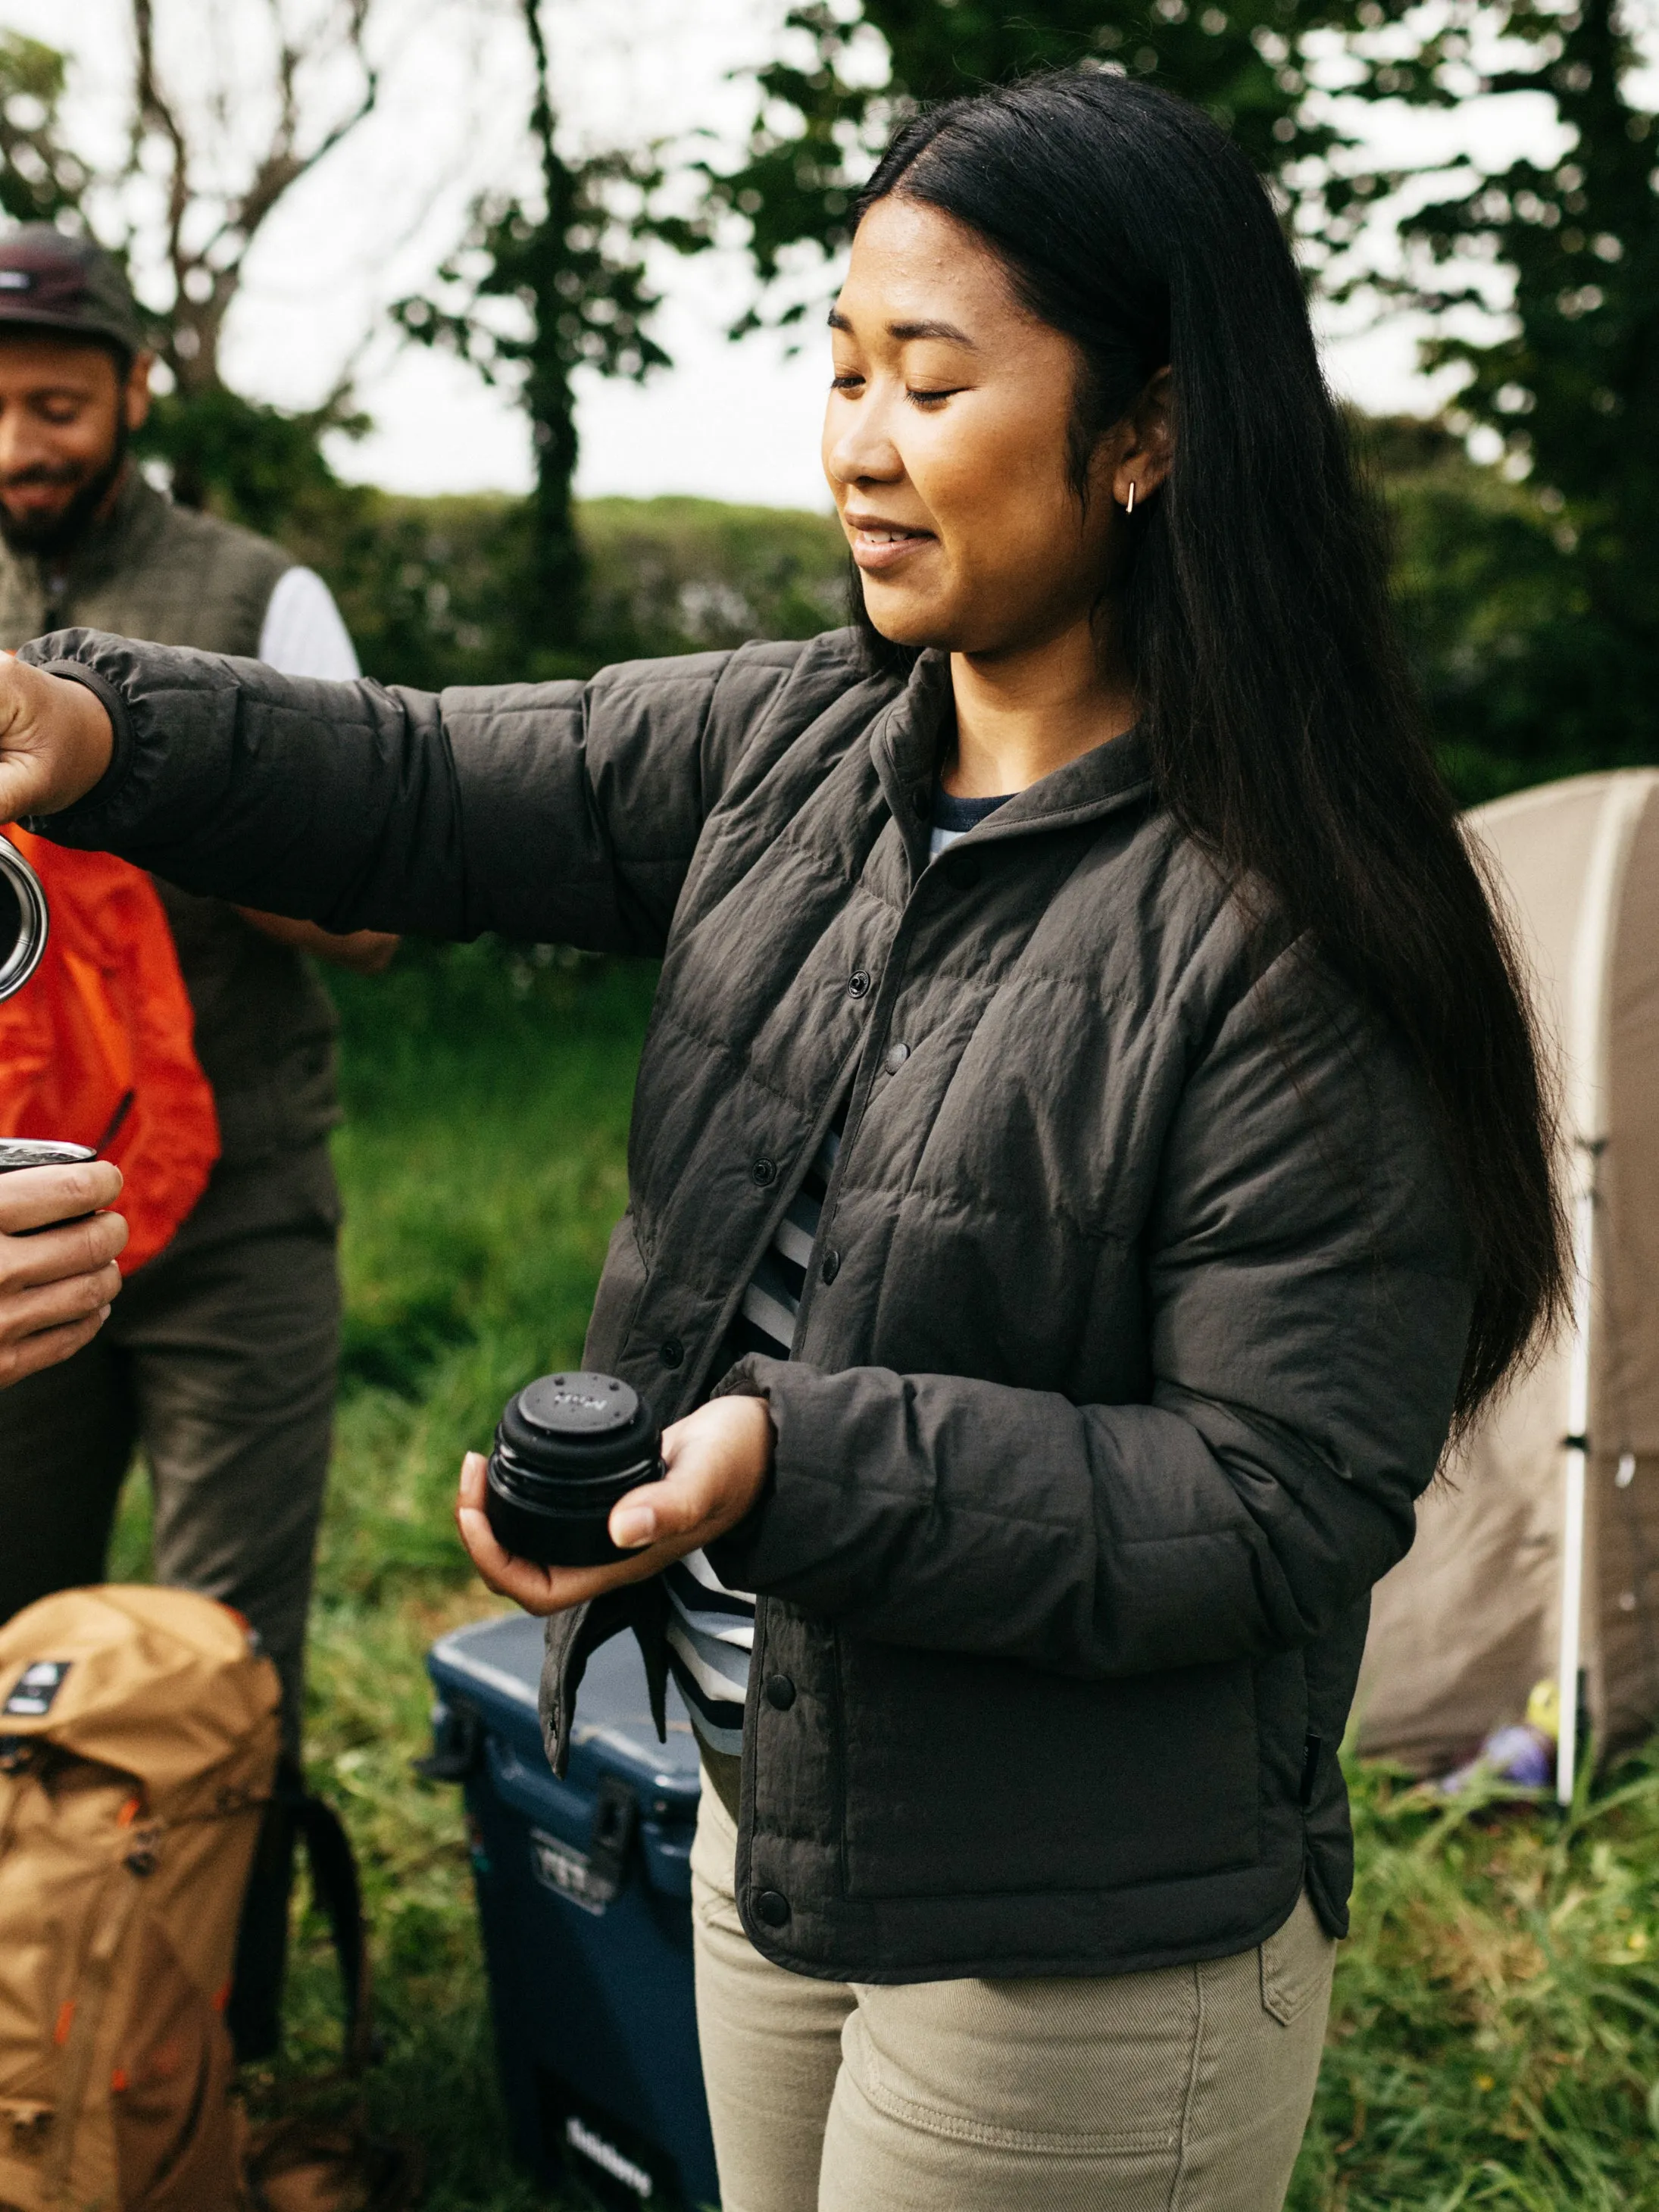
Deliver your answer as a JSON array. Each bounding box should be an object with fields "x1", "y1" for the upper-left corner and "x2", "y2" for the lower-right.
[
  {"x1": 289, "y1": 1786, "x2": 374, "y2": 2072},
  {"x1": 227, "y1": 1760, "x2": 373, "y2": 2072}
]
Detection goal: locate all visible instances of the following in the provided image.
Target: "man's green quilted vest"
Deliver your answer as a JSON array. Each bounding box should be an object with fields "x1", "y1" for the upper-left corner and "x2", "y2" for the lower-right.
[{"x1": 0, "y1": 470, "x2": 339, "y2": 1161}]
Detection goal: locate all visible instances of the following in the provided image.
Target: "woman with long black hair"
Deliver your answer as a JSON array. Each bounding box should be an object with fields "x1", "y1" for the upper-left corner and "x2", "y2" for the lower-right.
[{"x1": 0, "y1": 67, "x2": 1561, "y2": 2212}]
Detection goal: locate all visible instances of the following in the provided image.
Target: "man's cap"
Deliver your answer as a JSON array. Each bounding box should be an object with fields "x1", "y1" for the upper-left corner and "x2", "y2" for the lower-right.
[{"x1": 0, "y1": 227, "x2": 145, "y2": 355}]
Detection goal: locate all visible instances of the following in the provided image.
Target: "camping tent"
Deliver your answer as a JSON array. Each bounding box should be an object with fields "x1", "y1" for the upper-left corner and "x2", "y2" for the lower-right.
[{"x1": 1358, "y1": 770, "x2": 1659, "y2": 1798}]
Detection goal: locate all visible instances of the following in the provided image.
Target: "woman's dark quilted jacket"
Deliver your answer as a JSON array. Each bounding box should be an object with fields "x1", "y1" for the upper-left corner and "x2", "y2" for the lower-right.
[{"x1": 26, "y1": 626, "x2": 1473, "y2": 1982}]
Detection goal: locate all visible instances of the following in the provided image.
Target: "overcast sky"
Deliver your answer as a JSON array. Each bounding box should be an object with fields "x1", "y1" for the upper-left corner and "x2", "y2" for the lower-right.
[{"x1": 4, "y1": 0, "x2": 1607, "y2": 511}]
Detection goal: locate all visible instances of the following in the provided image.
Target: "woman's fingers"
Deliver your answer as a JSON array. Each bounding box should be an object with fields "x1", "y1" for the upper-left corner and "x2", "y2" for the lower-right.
[
  {"x1": 454, "y1": 1451, "x2": 552, "y2": 1606},
  {"x1": 608, "y1": 1470, "x2": 693, "y2": 1550},
  {"x1": 453, "y1": 1451, "x2": 659, "y2": 1615},
  {"x1": 610, "y1": 1394, "x2": 775, "y2": 1550},
  {"x1": 452, "y1": 1395, "x2": 775, "y2": 1618}
]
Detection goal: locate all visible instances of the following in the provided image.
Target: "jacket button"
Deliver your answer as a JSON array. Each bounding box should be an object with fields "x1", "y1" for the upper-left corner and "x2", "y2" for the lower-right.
[
  {"x1": 658, "y1": 1337, "x2": 684, "y2": 1368},
  {"x1": 755, "y1": 1889, "x2": 792, "y2": 1928},
  {"x1": 848, "y1": 968, "x2": 871, "y2": 998},
  {"x1": 945, "y1": 849, "x2": 981, "y2": 889},
  {"x1": 765, "y1": 1673, "x2": 796, "y2": 1711},
  {"x1": 883, "y1": 1040, "x2": 910, "y2": 1073},
  {"x1": 751, "y1": 1157, "x2": 777, "y2": 1187},
  {"x1": 820, "y1": 1247, "x2": 841, "y2": 1285}
]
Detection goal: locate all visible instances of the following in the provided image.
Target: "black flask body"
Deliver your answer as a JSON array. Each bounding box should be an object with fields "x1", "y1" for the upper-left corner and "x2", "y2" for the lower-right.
[{"x1": 485, "y1": 1370, "x2": 663, "y2": 1567}]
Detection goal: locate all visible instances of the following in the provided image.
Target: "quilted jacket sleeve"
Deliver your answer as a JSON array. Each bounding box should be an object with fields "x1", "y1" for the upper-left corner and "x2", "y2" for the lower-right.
[
  {"x1": 709, "y1": 949, "x2": 1476, "y2": 1678},
  {"x1": 19, "y1": 630, "x2": 819, "y2": 953}
]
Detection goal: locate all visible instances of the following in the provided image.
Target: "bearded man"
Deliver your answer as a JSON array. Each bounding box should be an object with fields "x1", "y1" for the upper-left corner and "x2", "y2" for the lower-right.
[{"x1": 0, "y1": 234, "x2": 394, "y2": 2026}]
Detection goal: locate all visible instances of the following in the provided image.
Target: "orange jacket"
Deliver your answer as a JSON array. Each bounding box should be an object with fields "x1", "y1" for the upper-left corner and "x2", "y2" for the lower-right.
[{"x1": 0, "y1": 832, "x2": 220, "y2": 1273}]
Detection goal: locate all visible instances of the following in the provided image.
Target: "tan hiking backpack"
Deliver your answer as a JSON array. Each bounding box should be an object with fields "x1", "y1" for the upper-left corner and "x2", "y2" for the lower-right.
[{"x1": 0, "y1": 1586, "x2": 280, "y2": 2211}]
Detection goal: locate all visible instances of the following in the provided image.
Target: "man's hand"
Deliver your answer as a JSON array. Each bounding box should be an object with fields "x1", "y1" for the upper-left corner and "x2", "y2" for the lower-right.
[
  {"x1": 0, "y1": 1161, "x2": 127, "y2": 1386},
  {"x1": 455, "y1": 1393, "x2": 775, "y2": 1617},
  {"x1": 235, "y1": 910, "x2": 400, "y2": 976},
  {"x1": 0, "y1": 656, "x2": 115, "y2": 823}
]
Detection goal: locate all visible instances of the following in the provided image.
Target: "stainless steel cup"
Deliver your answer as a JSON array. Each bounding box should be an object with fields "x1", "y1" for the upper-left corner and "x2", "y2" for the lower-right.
[{"x1": 0, "y1": 833, "x2": 48, "y2": 1003}]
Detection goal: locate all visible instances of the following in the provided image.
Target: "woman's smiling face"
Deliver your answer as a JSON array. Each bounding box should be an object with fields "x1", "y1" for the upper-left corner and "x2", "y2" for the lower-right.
[{"x1": 823, "y1": 194, "x2": 1122, "y2": 659}]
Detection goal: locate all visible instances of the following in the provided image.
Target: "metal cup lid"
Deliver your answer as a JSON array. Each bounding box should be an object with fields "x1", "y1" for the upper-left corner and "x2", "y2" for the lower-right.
[{"x1": 0, "y1": 1138, "x2": 97, "y2": 1174}]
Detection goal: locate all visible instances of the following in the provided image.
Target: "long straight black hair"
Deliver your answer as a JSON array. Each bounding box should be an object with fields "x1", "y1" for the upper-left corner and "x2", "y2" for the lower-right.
[{"x1": 857, "y1": 69, "x2": 1565, "y2": 1426}]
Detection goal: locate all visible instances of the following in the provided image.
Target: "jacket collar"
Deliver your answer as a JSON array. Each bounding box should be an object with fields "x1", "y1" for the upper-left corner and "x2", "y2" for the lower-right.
[{"x1": 870, "y1": 645, "x2": 1156, "y2": 866}]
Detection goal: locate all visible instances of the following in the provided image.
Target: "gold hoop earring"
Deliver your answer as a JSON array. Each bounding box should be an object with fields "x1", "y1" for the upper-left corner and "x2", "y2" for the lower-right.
[{"x1": 1125, "y1": 480, "x2": 1137, "y2": 517}]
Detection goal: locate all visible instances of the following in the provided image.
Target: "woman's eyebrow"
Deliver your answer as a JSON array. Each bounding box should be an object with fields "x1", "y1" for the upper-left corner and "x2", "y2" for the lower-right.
[{"x1": 826, "y1": 308, "x2": 977, "y2": 346}]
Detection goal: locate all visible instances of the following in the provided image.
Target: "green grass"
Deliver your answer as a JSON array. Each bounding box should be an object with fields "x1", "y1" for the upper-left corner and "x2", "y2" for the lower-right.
[
  {"x1": 1292, "y1": 1762, "x2": 1659, "y2": 2210},
  {"x1": 110, "y1": 941, "x2": 1659, "y2": 2209}
]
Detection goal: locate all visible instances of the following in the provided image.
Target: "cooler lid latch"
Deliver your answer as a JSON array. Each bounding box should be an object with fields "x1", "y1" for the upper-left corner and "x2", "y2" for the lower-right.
[
  {"x1": 585, "y1": 1775, "x2": 639, "y2": 1905},
  {"x1": 413, "y1": 1698, "x2": 483, "y2": 1783}
]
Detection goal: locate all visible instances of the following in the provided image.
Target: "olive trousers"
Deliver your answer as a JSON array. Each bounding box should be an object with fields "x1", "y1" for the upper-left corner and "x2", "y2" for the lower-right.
[
  {"x1": 0, "y1": 1141, "x2": 340, "y2": 1754},
  {"x1": 691, "y1": 1782, "x2": 1335, "y2": 2212}
]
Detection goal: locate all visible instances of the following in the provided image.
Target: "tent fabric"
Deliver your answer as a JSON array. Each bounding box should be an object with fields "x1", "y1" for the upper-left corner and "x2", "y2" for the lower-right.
[{"x1": 1359, "y1": 771, "x2": 1659, "y2": 1772}]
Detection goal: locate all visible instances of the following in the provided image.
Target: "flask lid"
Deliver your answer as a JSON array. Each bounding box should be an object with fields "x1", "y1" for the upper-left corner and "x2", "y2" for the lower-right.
[{"x1": 497, "y1": 1370, "x2": 659, "y2": 1482}]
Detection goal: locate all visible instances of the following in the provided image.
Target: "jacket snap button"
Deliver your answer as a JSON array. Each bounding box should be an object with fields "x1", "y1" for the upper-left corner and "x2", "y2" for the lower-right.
[
  {"x1": 820, "y1": 1247, "x2": 841, "y2": 1285},
  {"x1": 848, "y1": 968, "x2": 871, "y2": 998},
  {"x1": 945, "y1": 849, "x2": 981, "y2": 889},
  {"x1": 765, "y1": 1673, "x2": 796, "y2": 1711},
  {"x1": 751, "y1": 1157, "x2": 777, "y2": 1187},
  {"x1": 658, "y1": 1337, "x2": 685, "y2": 1368},
  {"x1": 755, "y1": 1889, "x2": 792, "y2": 1928},
  {"x1": 883, "y1": 1040, "x2": 910, "y2": 1073}
]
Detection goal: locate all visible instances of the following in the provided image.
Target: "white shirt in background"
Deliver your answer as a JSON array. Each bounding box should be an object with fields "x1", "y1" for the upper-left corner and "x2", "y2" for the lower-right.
[{"x1": 257, "y1": 567, "x2": 361, "y2": 680}]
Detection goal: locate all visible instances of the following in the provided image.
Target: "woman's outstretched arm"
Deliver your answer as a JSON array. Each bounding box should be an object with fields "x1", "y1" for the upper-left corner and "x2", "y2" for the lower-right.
[{"x1": 0, "y1": 630, "x2": 814, "y2": 954}]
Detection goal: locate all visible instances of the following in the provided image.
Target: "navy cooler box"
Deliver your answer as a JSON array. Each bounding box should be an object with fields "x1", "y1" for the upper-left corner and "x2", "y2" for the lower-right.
[{"x1": 425, "y1": 1614, "x2": 718, "y2": 2209}]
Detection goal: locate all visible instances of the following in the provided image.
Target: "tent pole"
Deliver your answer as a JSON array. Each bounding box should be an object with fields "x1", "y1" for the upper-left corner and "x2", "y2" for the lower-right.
[
  {"x1": 1557, "y1": 1163, "x2": 1597, "y2": 1807},
  {"x1": 1548, "y1": 777, "x2": 1649, "y2": 1807}
]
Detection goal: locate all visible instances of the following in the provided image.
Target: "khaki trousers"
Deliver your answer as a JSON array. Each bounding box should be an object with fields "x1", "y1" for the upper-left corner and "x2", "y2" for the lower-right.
[{"x1": 691, "y1": 1784, "x2": 1334, "y2": 2212}]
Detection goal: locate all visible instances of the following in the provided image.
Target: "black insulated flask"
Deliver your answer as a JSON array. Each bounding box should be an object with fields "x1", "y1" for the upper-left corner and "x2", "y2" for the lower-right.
[{"x1": 485, "y1": 1370, "x2": 662, "y2": 1567}]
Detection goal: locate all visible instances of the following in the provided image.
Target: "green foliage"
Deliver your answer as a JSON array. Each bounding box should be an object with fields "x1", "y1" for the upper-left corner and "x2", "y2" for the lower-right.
[
  {"x1": 1348, "y1": 0, "x2": 1659, "y2": 783},
  {"x1": 707, "y1": 0, "x2": 1389, "y2": 325},
  {"x1": 1364, "y1": 417, "x2": 1590, "y2": 803},
  {"x1": 293, "y1": 492, "x2": 530, "y2": 693},
  {"x1": 580, "y1": 495, "x2": 846, "y2": 663},
  {"x1": 134, "y1": 383, "x2": 371, "y2": 541},
  {"x1": 1289, "y1": 1756, "x2": 1659, "y2": 2207},
  {"x1": 0, "y1": 33, "x2": 86, "y2": 224},
  {"x1": 297, "y1": 491, "x2": 846, "y2": 691},
  {"x1": 393, "y1": 0, "x2": 709, "y2": 665}
]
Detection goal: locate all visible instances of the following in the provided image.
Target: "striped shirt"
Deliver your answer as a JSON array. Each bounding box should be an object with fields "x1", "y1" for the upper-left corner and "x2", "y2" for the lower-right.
[{"x1": 664, "y1": 783, "x2": 1011, "y2": 1753}]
